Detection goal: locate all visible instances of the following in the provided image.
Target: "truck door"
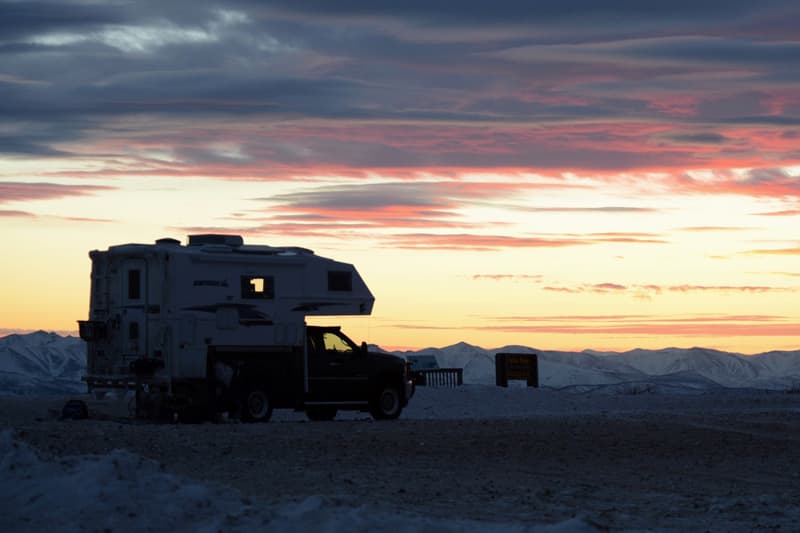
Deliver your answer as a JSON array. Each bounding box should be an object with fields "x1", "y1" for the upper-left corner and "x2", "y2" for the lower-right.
[
  {"x1": 121, "y1": 259, "x2": 147, "y2": 359},
  {"x1": 307, "y1": 330, "x2": 370, "y2": 402}
]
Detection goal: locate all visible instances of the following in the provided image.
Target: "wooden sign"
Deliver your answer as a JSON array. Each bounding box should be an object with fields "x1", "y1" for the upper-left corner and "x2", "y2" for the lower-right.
[{"x1": 495, "y1": 353, "x2": 539, "y2": 387}]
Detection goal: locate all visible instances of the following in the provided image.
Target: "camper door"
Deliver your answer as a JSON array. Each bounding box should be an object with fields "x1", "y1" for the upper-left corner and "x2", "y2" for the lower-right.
[{"x1": 121, "y1": 258, "x2": 147, "y2": 357}]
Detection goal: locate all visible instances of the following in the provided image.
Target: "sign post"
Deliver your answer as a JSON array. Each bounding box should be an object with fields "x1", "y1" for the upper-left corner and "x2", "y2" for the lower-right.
[{"x1": 495, "y1": 353, "x2": 539, "y2": 387}]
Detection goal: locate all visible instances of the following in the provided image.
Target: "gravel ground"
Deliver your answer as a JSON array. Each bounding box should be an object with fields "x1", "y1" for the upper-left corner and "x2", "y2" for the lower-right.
[{"x1": 2, "y1": 389, "x2": 800, "y2": 531}]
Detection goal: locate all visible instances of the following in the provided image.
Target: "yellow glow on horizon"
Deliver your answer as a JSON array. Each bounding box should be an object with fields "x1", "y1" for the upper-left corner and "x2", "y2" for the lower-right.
[{"x1": 2, "y1": 165, "x2": 799, "y2": 353}]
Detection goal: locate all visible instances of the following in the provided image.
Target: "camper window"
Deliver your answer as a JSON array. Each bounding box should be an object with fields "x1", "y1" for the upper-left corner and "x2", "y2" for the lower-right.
[
  {"x1": 128, "y1": 269, "x2": 141, "y2": 300},
  {"x1": 241, "y1": 275, "x2": 274, "y2": 299},
  {"x1": 328, "y1": 271, "x2": 352, "y2": 292}
]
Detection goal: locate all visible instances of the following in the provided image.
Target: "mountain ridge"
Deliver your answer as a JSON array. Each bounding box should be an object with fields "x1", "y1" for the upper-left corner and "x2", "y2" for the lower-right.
[
  {"x1": 387, "y1": 340, "x2": 800, "y2": 390},
  {"x1": 3, "y1": 332, "x2": 800, "y2": 394}
]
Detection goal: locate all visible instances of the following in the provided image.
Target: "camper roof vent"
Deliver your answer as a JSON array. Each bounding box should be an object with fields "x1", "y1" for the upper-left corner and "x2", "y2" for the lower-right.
[
  {"x1": 187, "y1": 234, "x2": 244, "y2": 247},
  {"x1": 155, "y1": 238, "x2": 181, "y2": 246}
]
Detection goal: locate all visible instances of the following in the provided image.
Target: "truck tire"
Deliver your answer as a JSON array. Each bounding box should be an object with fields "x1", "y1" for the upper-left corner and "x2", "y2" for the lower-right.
[
  {"x1": 370, "y1": 384, "x2": 403, "y2": 420},
  {"x1": 306, "y1": 406, "x2": 337, "y2": 421},
  {"x1": 240, "y1": 386, "x2": 273, "y2": 422}
]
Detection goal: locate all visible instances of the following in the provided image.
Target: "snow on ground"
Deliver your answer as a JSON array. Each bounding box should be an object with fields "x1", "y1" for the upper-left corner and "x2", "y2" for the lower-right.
[
  {"x1": 2, "y1": 387, "x2": 799, "y2": 532},
  {"x1": 3, "y1": 332, "x2": 800, "y2": 531},
  {"x1": 270, "y1": 383, "x2": 798, "y2": 422},
  {"x1": 0, "y1": 429, "x2": 594, "y2": 533}
]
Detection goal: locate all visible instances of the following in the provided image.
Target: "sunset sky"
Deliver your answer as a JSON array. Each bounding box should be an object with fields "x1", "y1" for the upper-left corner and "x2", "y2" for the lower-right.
[{"x1": 2, "y1": 1, "x2": 799, "y2": 352}]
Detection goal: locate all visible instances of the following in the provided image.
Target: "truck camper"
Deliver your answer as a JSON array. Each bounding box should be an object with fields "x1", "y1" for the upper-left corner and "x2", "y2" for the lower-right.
[{"x1": 78, "y1": 235, "x2": 413, "y2": 422}]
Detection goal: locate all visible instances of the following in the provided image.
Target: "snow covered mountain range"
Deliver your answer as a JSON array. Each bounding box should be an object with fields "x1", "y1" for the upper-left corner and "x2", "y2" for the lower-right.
[
  {"x1": 385, "y1": 342, "x2": 800, "y2": 392},
  {"x1": 2, "y1": 331, "x2": 800, "y2": 394},
  {"x1": 0, "y1": 331, "x2": 86, "y2": 395}
]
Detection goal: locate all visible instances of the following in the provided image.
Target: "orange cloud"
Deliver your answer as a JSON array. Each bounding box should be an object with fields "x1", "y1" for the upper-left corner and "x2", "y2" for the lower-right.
[
  {"x1": 754, "y1": 209, "x2": 800, "y2": 216},
  {"x1": 477, "y1": 313, "x2": 800, "y2": 337},
  {"x1": 678, "y1": 226, "x2": 754, "y2": 232},
  {"x1": 743, "y1": 247, "x2": 800, "y2": 256},
  {"x1": 385, "y1": 233, "x2": 593, "y2": 251},
  {"x1": 479, "y1": 322, "x2": 800, "y2": 337}
]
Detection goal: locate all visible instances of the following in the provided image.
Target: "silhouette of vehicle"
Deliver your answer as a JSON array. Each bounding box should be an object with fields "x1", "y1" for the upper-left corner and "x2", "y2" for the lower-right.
[{"x1": 78, "y1": 235, "x2": 413, "y2": 422}]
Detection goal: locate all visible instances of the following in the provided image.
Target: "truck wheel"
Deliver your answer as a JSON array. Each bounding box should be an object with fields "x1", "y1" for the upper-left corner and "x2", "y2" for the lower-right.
[
  {"x1": 240, "y1": 386, "x2": 273, "y2": 422},
  {"x1": 306, "y1": 406, "x2": 337, "y2": 421},
  {"x1": 370, "y1": 385, "x2": 403, "y2": 420}
]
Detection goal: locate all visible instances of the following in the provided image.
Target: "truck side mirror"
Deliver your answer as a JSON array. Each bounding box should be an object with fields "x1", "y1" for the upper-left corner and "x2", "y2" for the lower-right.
[{"x1": 360, "y1": 341, "x2": 368, "y2": 356}]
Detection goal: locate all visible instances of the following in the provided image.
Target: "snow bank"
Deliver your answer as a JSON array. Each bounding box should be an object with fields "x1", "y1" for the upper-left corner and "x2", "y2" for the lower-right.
[{"x1": 0, "y1": 430, "x2": 595, "y2": 532}]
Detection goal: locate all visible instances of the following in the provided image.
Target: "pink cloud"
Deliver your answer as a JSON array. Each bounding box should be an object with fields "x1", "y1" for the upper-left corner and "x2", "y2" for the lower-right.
[
  {"x1": 666, "y1": 284, "x2": 787, "y2": 293},
  {"x1": 671, "y1": 169, "x2": 800, "y2": 200},
  {"x1": 0, "y1": 182, "x2": 115, "y2": 204},
  {"x1": 60, "y1": 216, "x2": 114, "y2": 223},
  {"x1": 52, "y1": 119, "x2": 800, "y2": 182},
  {"x1": 471, "y1": 274, "x2": 544, "y2": 281},
  {"x1": 542, "y1": 282, "x2": 796, "y2": 295},
  {"x1": 0, "y1": 209, "x2": 35, "y2": 218},
  {"x1": 646, "y1": 94, "x2": 699, "y2": 118},
  {"x1": 754, "y1": 209, "x2": 800, "y2": 217},
  {"x1": 593, "y1": 283, "x2": 627, "y2": 291}
]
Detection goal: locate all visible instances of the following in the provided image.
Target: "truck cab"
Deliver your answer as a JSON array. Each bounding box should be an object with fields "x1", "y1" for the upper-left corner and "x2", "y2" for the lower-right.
[{"x1": 304, "y1": 326, "x2": 413, "y2": 420}]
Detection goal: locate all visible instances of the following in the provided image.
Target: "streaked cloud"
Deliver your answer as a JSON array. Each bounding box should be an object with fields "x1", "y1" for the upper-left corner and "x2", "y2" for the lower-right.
[
  {"x1": 0, "y1": 182, "x2": 115, "y2": 203},
  {"x1": 754, "y1": 209, "x2": 800, "y2": 216},
  {"x1": 60, "y1": 216, "x2": 114, "y2": 223},
  {"x1": 382, "y1": 232, "x2": 667, "y2": 251},
  {"x1": 383, "y1": 233, "x2": 590, "y2": 251},
  {"x1": 757, "y1": 271, "x2": 800, "y2": 278},
  {"x1": 490, "y1": 314, "x2": 784, "y2": 323},
  {"x1": 477, "y1": 312, "x2": 799, "y2": 339},
  {"x1": 743, "y1": 246, "x2": 800, "y2": 256},
  {"x1": 0, "y1": 209, "x2": 35, "y2": 218},
  {"x1": 478, "y1": 320, "x2": 800, "y2": 338},
  {"x1": 515, "y1": 206, "x2": 659, "y2": 214},
  {"x1": 669, "y1": 169, "x2": 800, "y2": 200},
  {"x1": 471, "y1": 274, "x2": 544, "y2": 281},
  {"x1": 386, "y1": 312, "x2": 799, "y2": 342},
  {"x1": 678, "y1": 226, "x2": 754, "y2": 232},
  {"x1": 667, "y1": 284, "x2": 792, "y2": 293},
  {"x1": 542, "y1": 282, "x2": 796, "y2": 295}
]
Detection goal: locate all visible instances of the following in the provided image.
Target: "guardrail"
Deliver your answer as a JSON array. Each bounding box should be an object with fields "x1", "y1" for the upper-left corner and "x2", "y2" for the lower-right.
[{"x1": 412, "y1": 368, "x2": 463, "y2": 387}]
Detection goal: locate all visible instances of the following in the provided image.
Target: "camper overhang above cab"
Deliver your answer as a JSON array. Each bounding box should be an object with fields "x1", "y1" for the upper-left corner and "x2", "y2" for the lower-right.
[{"x1": 86, "y1": 234, "x2": 375, "y2": 319}]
